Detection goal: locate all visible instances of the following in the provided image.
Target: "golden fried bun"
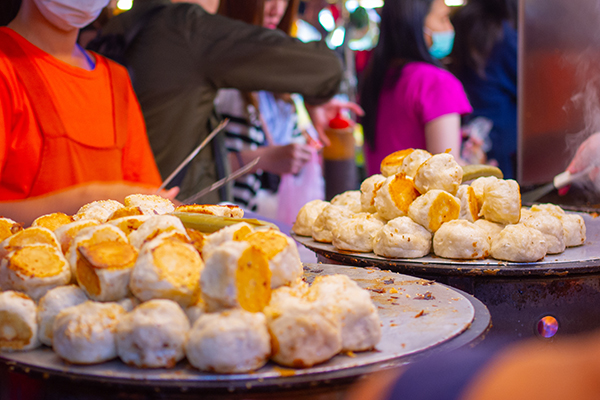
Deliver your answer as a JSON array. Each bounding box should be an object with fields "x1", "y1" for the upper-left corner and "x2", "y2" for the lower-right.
[
  {"x1": 399, "y1": 149, "x2": 432, "y2": 178},
  {"x1": 560, "y1": 213, "x2": 586, "y2": 247},
  {"x1": 374, "y1": 175, "x2": 420, "y2": 221},
  {"x1": 201, "y1": 222, "x2": 254, "y2": 259},
  {"x1": 373, "y1": 216, "x2": 432, "y2": 258},
  {"x1": 470, "y1": 176, "x2": 499, "y2": 209},
  {"x1": 491, "y1": 225, "x2": 547, "y2": 262},
  {"x1": 130, "y1": 235, "x2": 204, "y2": 307},
  {"x1": 380, "y1": 149, "x2": 415, "y2": 177},
  {"x1": 473, "y1": 219, "x2": 505, "y2": 245},
  {"x1": 408, "y1": 189, "x2": 461, "y2": 232},
  {"x1": 186, "y1": 309, "x2": 270, "y2": 373},
  {"x1": 76, "y1": 240, "x2": 138, "y2": 301},
  {"x1": 0, "y1": 217, "x2": 22, "y2": 242},
  {"x1": 116, "y1": 299, "x2": 190, "y2": 368},
  {"x1": 531, "y1": 205, "x2": 586, "y2": 247},
  {"x1": 520, "y1": 207, "x2": 534, "y2": 221},
  {"x1": 32, "y1": 212, "x2": 74, "y2": 232},
  {"x1": 1, "y1": 244, "x2": 71, "y2": 300},
  {"x1": 54, "y1": 220, "x2": 100, "y2": 254},
  {"x1": 0, "y1": 291, "x2": 39, "y2": 351},
  {"x1": 67, "y1": 224, "x2": 129, "y2": 279},
  {"x1": 456, "y1": 185, "x2": 479, "y2": 222},
  {"x1": 312, "y1": 204, "x2": 354, "y2": 243},
  {"x1": 174, "y1": 204, "x2": 244, "y2": 218},
  {"x1": 264, "y1": 294, "x2": 341, "y2": 368},
  {"x1": 0, "y1": 226, "x2": 60, "y2": 260},
  {"x1": 293, "y1": 199, "x2": 329, "y2": 237},
  {"x1": 433, "y1": 220, "x2": 490, "y2": 259},
  {"x1": 332, "y1": 213, "x2": 385, "y2": 253},
  {"x1": 37, "y1": 285, "x2": 88, "y2": 347},
  {"x1": 124, "y1": 194, "x2": 175, "y2": 215},
  {"x1": 308, "y1": 275, "x2": 381, "y2": 352},
  {"x1": 331, "y1": 190, "x2": 363, "y2": 213},
  {"x1": 521, "y1": 212, "x2": 566, "y2": 254},
  {"x1": 107, "y1": 206, "x2": 146, "y2": 221},
  {"x1": 360, "y1": 174, "x2": 386, "y2": 213},
  {"x1": 108, "y1": 215, "x2": 151, "y2": 236},
  {"x1": 200, "y1": 241, "x2": 271, "y2": 312},
  {"x1": 74, "y1": 199, "x2": 125, "y2": 222},
  {"x1": 244, "y1": 230, "x2": 303, "y2": 288},
  {"x1": 128, "y1": 215, "x2": 188, "y2": 250},
  {"x1": 479, "y1": 179, "x2": 521, "y2": 224},
  {"x1": 414, "y1": 153, "x2": 462, "y2": 195},
  {"x1": 52, "y1": 301, "x2": 125, "y2": 364}
]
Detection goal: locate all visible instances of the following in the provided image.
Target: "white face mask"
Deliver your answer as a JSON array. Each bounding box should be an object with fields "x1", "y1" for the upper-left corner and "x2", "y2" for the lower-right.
[{"x1": 33, "y1": 0, "x2": 110, "y2": 31}]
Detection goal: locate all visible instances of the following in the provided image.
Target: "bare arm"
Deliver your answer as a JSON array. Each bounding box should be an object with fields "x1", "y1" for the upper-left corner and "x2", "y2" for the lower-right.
[
  {"x1": 228, "y1": 144, "x2": 312, "y2": 176},
  {"x1": 0, "y1": 182, "x2": 178, "y2": 226},
  {"x1": 424, "y1": 113, "x2": 465, "y2": 164}
]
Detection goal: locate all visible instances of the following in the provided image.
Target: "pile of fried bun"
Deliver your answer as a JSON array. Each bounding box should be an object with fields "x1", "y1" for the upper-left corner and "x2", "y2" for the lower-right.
[
  {"x1": 0, "y1": 195, "x2": 381, "y2": 373},
  {"x1": 293, "y1": 150, "x2": 586, "y2": 263}
]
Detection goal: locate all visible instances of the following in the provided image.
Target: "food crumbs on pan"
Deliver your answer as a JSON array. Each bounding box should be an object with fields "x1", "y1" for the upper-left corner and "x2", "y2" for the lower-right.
[
  {"x1": 383, "y1": 278, "x2": 395, "y2": 284},
  {"x1": 390, "y1": 323, "x2": 398, "y2": 327},
  {"x1": 406, "y1": 294, "x2": 410, "y2": 298},
  {"x1": 401, "y1": 343, "x2": 406, "y2": 348},
  {"x1": 591, "y1": 212, "x2": 598, "y2": 218},
  {"x1": 391, "y1": 296, "x2": 399, "y2": 299},
  {"x1": 451, "y1": 298, "x2": 460, "y2": 301},
  {"x1": 415, "y1": 310, "x2": 426, "y2": 318},
  {"x1": 391, "y1": 303, "x2": 399, "y2": 305},
  {"x1": 483, "y1": 269, "x2": 500, "y2": 275},
  {"x1": 369, "y1": 287, "x2": 386, "y2": 293},
  {"x1": 389, "y1": 288, "x2": 399, "y2": 294},
  {"x1": 346, "y1": 351, "x2": 357, "y2": 358},
  {"x1": 414, "y1": 291, "x2": 434, "y2": 300}
]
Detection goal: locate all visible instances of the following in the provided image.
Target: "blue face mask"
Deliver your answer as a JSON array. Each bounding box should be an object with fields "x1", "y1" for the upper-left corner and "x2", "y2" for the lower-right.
[{"x1": 427, "y1": 30, "x2": 455, "y2": 59}]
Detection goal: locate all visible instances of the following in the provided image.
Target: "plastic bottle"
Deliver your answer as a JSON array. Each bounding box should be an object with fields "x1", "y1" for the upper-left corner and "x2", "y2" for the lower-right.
[{"x1": 323, "y1": 113, "x2": 358, "y2": 200}]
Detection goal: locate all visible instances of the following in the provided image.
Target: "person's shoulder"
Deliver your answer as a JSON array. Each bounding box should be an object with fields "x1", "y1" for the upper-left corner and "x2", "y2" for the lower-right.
[{"x1": 405, "y1": 62, "x2": 460, "y2": 85}]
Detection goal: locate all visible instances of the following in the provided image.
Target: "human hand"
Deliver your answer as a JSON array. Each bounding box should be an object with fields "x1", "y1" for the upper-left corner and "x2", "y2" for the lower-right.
[
  {"x1": 259, "y1": 143, "x2": 313, "y2": 175},
  {"x1": 566, "y1": 132, "x2": 600, "y2": 180},
  {"x1": 306, "y1": 99, "x2": 365, "y2": 147}
]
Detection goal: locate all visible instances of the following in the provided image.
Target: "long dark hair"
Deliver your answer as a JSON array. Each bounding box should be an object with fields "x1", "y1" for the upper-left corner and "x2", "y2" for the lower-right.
[
  {"x1": 359, "y1": 0, "x2": 438, "y2": 149},
  {"x1": 218, "y1": 0, "x2": 299, "y2": 35},
  {"x1": 0, "y1": 0, "x2": 21, "y2": 26},
  {"x1": 450, "y1": 0, "x2": 518, "y2": 78}
]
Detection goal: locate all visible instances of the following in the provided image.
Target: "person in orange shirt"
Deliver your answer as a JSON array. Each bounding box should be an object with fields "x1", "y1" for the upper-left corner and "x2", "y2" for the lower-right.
[{"x1": 0, "y1": 0, "x2": 176, "y2": 226}]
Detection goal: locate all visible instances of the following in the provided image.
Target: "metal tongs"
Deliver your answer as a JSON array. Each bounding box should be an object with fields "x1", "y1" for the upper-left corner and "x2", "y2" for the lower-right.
[
  {"x1": 521, "y1": 166, "x2": 594, "y2": 203},
  {"x1": 182, "y1": 157, "x2": 260, "y2": 204},
  {"x1": 155, "y1": 119, "x2": 229, "y2": 193}
]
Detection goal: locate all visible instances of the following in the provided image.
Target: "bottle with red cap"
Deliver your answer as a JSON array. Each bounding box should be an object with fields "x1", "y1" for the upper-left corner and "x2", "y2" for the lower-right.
[{"x1": 322, "y1": 112, "x2": 357, "y2": 200}]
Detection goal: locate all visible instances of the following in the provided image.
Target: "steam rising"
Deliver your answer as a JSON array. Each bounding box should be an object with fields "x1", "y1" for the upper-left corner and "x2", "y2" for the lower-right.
[{"x1": 564, "y1": 48, "x2": 600, "y2": 196}]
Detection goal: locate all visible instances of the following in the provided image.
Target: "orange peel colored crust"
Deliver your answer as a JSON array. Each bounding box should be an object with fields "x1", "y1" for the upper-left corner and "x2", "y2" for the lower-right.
[
  {"x1": 236, "y1": 246, "x2": 271, "y2": 313},
  {"x1": 427, "y1": 192, "x2": 461, "y2": 232},
  {"x1": 389, "y1": 175, "x2": 420, "y2": 214},
  {"x1": 8, "y1": 246, "x2": 65, "y2": 278}
]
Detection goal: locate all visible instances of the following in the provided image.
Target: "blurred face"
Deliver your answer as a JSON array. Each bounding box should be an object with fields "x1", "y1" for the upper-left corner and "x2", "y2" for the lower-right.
[
  {"x1": 423, "y1": 0, "x2": 453, "y2": 47},
  {"x1": 263, "y1": 0, "x2": 289, "y2": 29}
]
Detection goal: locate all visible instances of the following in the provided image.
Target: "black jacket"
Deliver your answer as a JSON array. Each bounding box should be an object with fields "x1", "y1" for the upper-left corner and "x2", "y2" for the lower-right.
[{"x1": 98, "y1": 0, "x2": 343, "y2": 202}]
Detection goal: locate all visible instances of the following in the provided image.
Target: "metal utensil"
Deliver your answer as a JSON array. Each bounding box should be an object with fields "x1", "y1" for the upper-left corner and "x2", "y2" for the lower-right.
[
  {"x1": 155, "y1": 119, "x2": 229, "y2": 193},
  {"x1": 182, "y1": 157, "x2": 260, "y2": 204},
  {"x1": 521, "y1": 166, "x2": 594, "y2": 203}
]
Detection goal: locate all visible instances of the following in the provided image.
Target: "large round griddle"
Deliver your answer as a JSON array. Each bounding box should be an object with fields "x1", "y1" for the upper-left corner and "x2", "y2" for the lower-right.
[
  {"x1": 293, "y1": 212, "x2": 600, "y2": 277},
  {"x1": 0, "y1": 264, "x2": 490, "y2": 395}
]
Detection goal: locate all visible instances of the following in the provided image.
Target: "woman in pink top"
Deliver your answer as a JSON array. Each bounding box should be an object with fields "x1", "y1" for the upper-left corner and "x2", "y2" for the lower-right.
[{"x1": 360, "y1": 0, "x2": 472, "y2": 176}]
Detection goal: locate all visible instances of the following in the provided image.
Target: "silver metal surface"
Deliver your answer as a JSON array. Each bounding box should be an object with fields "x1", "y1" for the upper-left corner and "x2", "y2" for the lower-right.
[
  {"x1": 293, "y1": 212, "x2": 600, "y2": 277},
  {"x1": 0, "y1": 265, "x2": 487, "y2": 390}
]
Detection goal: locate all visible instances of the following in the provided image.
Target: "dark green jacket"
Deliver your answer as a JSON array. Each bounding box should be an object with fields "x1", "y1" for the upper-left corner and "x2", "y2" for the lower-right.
[{"x1": 99, "y1": 0, "x2": 343, "y2": 203}]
